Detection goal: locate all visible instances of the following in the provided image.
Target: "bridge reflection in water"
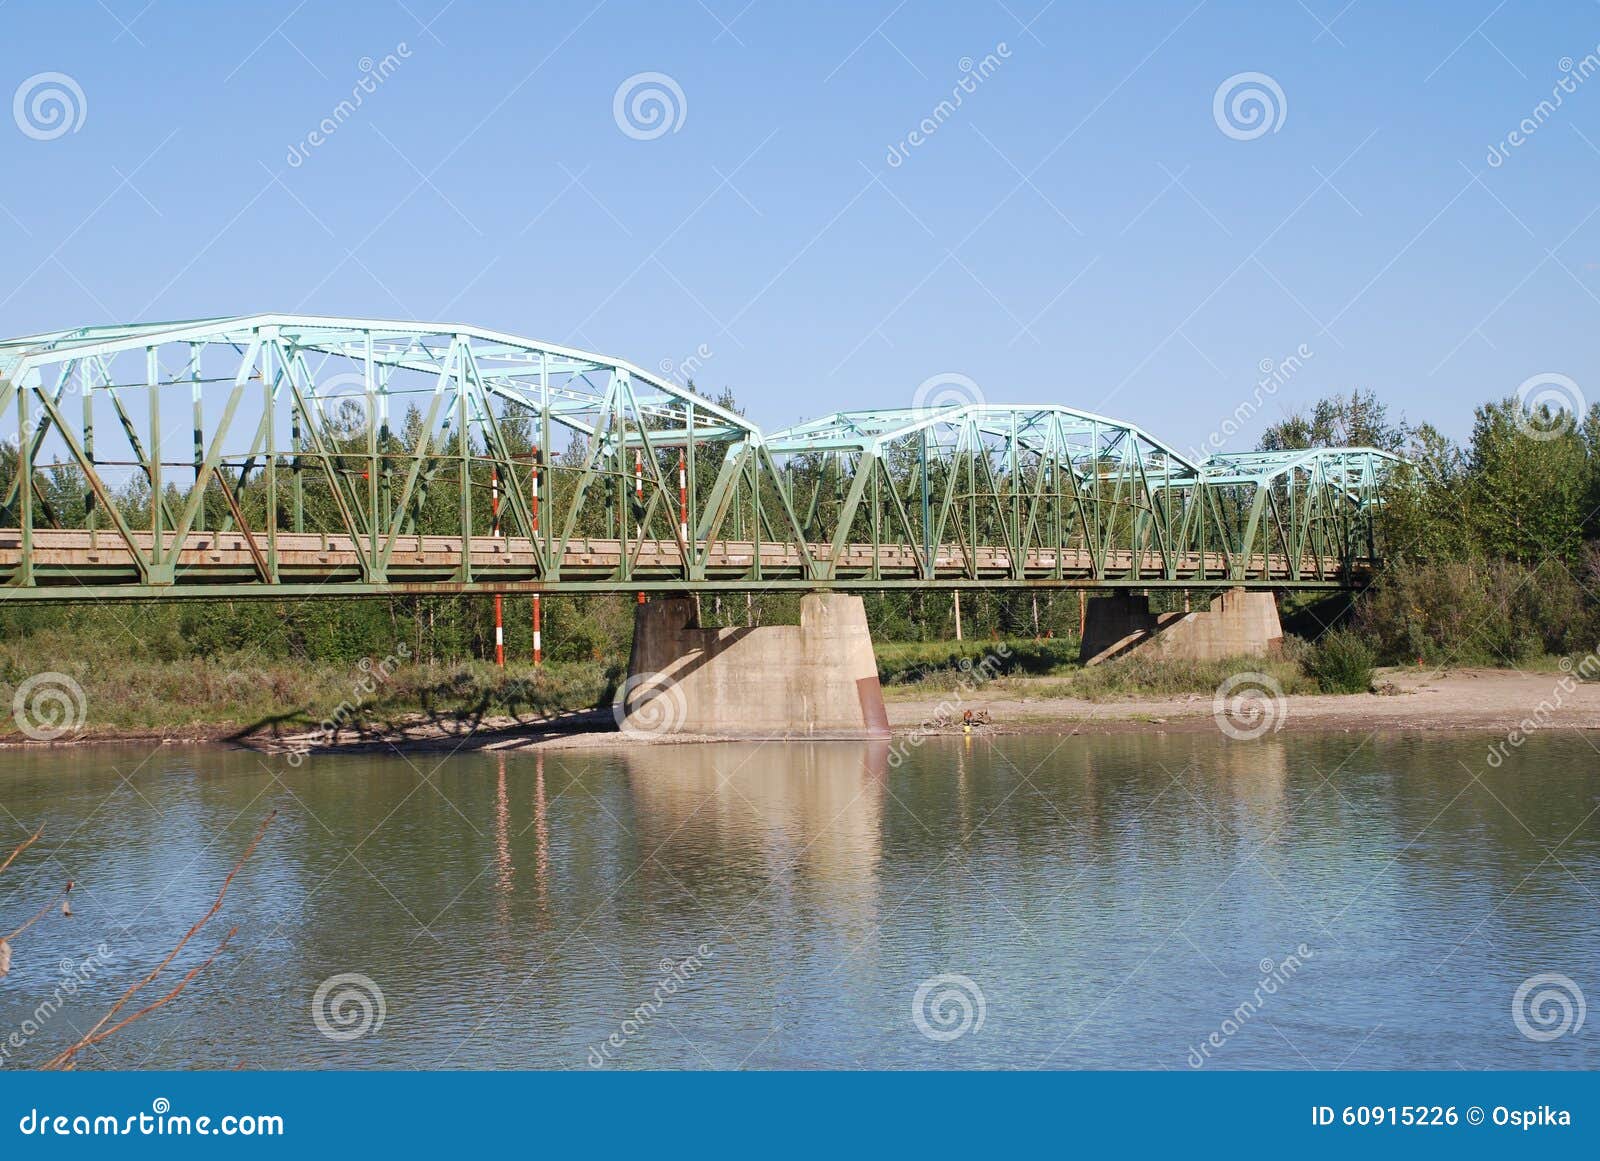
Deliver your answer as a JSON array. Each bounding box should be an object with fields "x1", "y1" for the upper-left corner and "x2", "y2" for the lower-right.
[
  {"x1": 2, "y1": 735, "x2": 1593, "y2": 1069},
  {"x1": 478, "y1": 736, "x2": 1294, "y2": 938}
]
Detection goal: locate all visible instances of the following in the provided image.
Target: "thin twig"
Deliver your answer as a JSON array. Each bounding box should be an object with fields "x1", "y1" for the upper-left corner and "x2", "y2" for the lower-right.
[
  {"x1": 3, "y1": 886, "x2": 68, "y2": 943},
  {"x1": 39, "y1": 810, "x2": 275, "y2": 1070},
  {"x1": 0, "y1": 823, "x2": 44, "y2": 876},
  {"x1": 44, "y1": 927, "x2": 238, "y2": 1070}
]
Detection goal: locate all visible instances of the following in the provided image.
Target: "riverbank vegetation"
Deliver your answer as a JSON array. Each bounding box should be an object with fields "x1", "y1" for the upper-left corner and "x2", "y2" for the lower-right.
[
  {"x1": 881, "y1": 650, "x2": 1315, "y2": 703},
  {"x1": 0, "y1": 610, "x2": 617, "y2": 739},
  {"x1": 1281, "y1": 389, "x2": 1600, "y2": 668}
]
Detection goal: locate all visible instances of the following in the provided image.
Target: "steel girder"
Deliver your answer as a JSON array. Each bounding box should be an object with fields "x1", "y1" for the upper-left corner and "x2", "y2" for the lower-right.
[
  {"x1": 761, "y1": 404, "x2": 1399, "y2": 586},
  {"x1": 0, "y1": 317, "x2": 1396, "y2": 601},
  {"x1": 0, "y1": 314, "x2": 804, "y2": 597}
]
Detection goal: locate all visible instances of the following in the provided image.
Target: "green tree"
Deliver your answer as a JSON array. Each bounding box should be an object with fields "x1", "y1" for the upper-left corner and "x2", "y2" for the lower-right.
[
  {"x1": 1465, "y1": 398, "x2": 1588, "y2": 565},
  {"x1": 1260, "y1": 389, "x2": 1409, "y2": 452}
]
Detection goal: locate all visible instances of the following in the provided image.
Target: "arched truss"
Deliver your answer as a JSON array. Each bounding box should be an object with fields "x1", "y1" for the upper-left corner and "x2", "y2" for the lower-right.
[
  {"x1": 762, "y1": 404, "x2": 1399, "y2": 586},
  {"x1": 0, "y1": 314, "x2": 794, "y2": 597},
  {"x1": 0, "y1": 317, "x2": 1396, "y2": 600}
]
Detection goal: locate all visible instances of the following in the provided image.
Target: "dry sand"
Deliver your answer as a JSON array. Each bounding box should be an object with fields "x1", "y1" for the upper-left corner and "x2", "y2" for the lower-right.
[
  {"x1": 260, "y1": 666, "x2": 1600, "y2": 755},
  {"x1": 886, "y1": 666, "x2": 1600, "y2": 736}
]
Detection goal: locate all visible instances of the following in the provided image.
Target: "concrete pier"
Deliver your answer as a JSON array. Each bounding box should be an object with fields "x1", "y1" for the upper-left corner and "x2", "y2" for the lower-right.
[
  {"x1": 1079, "y1": 588, "x2": 1283, "y2": 665},
  {"x1": 619, "y1": 593, "x2": 890, "y2": 739}
]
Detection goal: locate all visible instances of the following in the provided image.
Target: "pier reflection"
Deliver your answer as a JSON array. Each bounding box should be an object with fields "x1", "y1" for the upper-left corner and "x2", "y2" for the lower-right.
[{"x1": 621, "y1": 741, "x2": 890, "y2": 931}]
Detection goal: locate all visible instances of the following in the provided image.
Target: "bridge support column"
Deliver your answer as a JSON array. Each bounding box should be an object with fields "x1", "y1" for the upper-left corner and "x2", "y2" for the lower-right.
[
  {"x1": 1079, "y1": 588, "x2": 1283, "y2": 665},
  {"x1": 620, "y1": 593, "x2": 890, "y2": 739}
]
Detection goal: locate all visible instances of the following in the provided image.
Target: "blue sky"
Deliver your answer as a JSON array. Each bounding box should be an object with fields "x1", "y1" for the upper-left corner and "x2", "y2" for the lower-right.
[{"x1": 3, "y1": 0, "x2": 1599, "y2": 447}]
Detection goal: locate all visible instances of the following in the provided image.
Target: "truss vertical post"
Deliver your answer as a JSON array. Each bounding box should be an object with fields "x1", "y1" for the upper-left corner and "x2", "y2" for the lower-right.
[
  {"x1": 12, "y1": 375, "x2": 32, "y2": 586},
  {"x1": 81, "y1": 364, "x2": 96, "y2": 533},
  {"x1": 685, "y1": 399, "x2": 697, "y2": 575},
  {"x1": 366, "y1": 331, "x2": 380, "y2": 569},
  {"x1": 263, "y1": 328, "x2": 279, "y2": 581},
  {"x1": 147, "y1": 347, "x2": 162, "y2": 556},
  {"x1": 457, "y1": 335, "x2": 473, "y2": 584},
  {"x1": 190, "y1": 342, "x2": 204, "y2": 533}
]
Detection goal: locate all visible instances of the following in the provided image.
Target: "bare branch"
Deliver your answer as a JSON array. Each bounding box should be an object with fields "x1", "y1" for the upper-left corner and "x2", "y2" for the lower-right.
[
  {"x1": 4, "y1": 884, "x2": 68, "y2": 944},
  {"x1": 43, "y1": 927, "x2": 238, "y2": 1070},
  {"x1": 0, "y1": 822, "x2": 44, "y2": 876},
  {"x1": 38, "y1": 810, "x2": 275, "y2": 1070}
]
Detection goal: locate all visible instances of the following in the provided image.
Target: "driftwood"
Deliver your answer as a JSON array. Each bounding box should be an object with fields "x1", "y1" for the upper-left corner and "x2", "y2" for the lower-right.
[{"x1": 919, "y1": 707, "x2": 994, "y2": 731}]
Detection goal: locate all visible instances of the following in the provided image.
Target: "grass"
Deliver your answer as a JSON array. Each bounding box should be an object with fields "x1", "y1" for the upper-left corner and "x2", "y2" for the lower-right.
[
  {"x1": 0, "y1": 636, "x2": 619, "y2": 740},
  {"x1": 874, "y1": 637, "x2": 1079, "y2": 685}
]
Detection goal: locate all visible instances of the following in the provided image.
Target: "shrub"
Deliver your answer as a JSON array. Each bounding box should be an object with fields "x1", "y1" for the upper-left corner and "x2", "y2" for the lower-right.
[
  {"x1": 1354, "y1": 558, "x2": 1589, "y2": 666},
  {"x1": 1301, "y1": 629, "x2": 1374, "y2": 693},
  {"x1": 874, "y1": 638, "x2": 1078, "y2": 685}
]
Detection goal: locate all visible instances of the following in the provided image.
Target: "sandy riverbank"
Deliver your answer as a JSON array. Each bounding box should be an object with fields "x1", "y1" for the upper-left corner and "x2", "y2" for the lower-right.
[
  {"x1": 6, "y1": 666, "x2": 1590, "y2": 755},
  {"x1": 886, "y1": 666, "x2": 1600, "y2": 736}
]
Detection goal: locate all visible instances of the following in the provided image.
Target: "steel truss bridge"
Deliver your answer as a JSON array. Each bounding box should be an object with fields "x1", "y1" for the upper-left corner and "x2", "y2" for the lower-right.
[{"x1": 0, "y1": 315, "x2": 1397, "y2": 603}]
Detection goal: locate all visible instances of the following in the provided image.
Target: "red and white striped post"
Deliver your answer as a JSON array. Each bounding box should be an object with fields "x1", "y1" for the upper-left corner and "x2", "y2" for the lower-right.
[
  {"x1": 530, "y1": 448, "x2": 542, "y2": 668},
  {"x1": 678, "y1": 450, "x2": 688, "y2": 546},
  {"x1": 492, "y1": 466, "x2": 504, "y2": 667}
]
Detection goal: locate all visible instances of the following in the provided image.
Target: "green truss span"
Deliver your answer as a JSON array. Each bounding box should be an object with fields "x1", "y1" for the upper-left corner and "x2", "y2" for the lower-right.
[{"x1": 0, "y1": 314, "x2": 1398, "y2": 602}]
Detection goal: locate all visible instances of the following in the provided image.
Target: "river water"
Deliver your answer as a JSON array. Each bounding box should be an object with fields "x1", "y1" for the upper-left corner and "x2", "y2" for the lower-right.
[{"x1": 0, "y1": 732, "x2": 1595, "y2": 1070}]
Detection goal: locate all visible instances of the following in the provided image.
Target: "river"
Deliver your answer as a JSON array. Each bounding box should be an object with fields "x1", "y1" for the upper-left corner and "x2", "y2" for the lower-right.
[{"x1": 0, "y1": 733, "x2": 1595, "y2": 1070}]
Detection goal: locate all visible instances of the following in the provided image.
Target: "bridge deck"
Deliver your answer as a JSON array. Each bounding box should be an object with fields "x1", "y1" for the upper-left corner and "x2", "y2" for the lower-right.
[{"x1": 0, "y1": 528, "x2": 1365, "y2": 600}]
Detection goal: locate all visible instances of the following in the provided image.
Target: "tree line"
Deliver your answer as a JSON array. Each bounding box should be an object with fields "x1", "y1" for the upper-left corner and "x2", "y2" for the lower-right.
[{"x1": 1264, "y1": 388, "x2": 1600, "y2": 665}]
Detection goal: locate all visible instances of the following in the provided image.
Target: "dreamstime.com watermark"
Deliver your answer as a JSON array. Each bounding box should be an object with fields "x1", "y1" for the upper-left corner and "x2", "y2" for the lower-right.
[
  {"x1": 1486, "y1": 48, "x2": 1600, "y2": 168},
  {"x1": 613, "y1": 72, "x2": 687, "y2": 140},
  {"x1": 885, "y1": 44, "x2": 1011, "y2": 168},
  {"x1": 9, "y1": 671, "x2": 88, "y2": 741},
  {"x1": 613, "y1": 670, "x2": 690, "y2": 739},
  {"x1": 1187, "y1": 943, "x2": 1314, "y2": 1067},
  {"x1": 1212, "y1": 671, "x2": 1287, "y2": 740},
  {"x1": 1213, "y1": 72, "x2": 1286, "y2": 141},
  {"x1": 1189, "y1": 344, "x2": 1313, "y2": 460},
  {"x1": 889, "y1": 643, "x2": 1012, "y2": 768},
  {"x1": 586, "y1": 944, "x2": 715, "y2": 1067},
  {"x1": 12, "y1": 72, "x2": 86, "y2": 140},
  {"x1": 2, "y1": 378, "x2": 87, "y2": 453},
  {"x1": 657, "y1": 343, "x2": 713, "y2": 386},
  {"x1": 312, "y1": 972, "x2": 386, "y2": 1042},
  {"x1": 305, "y1": 371, "x2": 374, "y2": 441},
  {"x1": 0, "y1": 945, "x2": 115, "y2": 1069},
  {"x1": 285, "y1": 43, "x2": 412, "y2": 168},
  {"x1": 1512, "y1": 972, "x2": 1586, "y2": 1042},
  {"x1": 911, "y1": 372, "x2": 984, "y2": 419},
  {"x1": 1513, "y1": 372, "x2": 1585, "y2": 441},
  {"x1": 284, "y1": 644, "x2": 411, "y2": 765},
  {"x1": 912, "y1": 972, "x2": 986, "y2": 1042},
  {"x1": 16, "y1": 1099, "x2": 283, "y2": 1138},
  {"x1": 1484, "y1": 650, "x2": 1598, "y2": 767}
]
